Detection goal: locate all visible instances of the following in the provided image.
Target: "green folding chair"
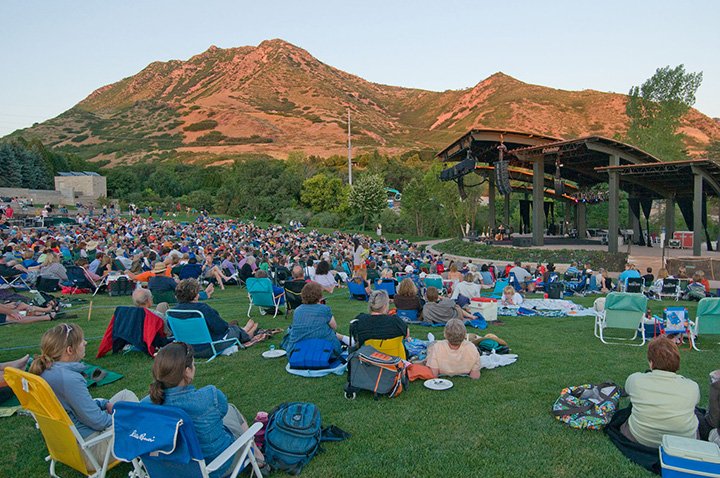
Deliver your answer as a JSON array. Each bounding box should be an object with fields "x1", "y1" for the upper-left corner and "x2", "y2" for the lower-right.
[
  {"x1": 594, "y1": 292, "x2": 648, "y2": 346},
  {"x1": 691, "y1": 298, "x2": 720, "y2": 351}
]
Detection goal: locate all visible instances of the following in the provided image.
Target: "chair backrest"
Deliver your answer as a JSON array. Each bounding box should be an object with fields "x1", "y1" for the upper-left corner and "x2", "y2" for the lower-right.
[
  {"x1": 246, "y1": 277, "x2": 275, "y2": 307},
  {"x1": 604, "y1": 292, "x2": 647, "y2": 329},
  {"x1": 284, "y1": 281, "x2": 305, "y2": 311},
  {"x1": 65, "y1": 265, "x2": 92, "y2": 288},
  {"x1": 4, "y1": 367, "x2": 91, "y2": 476},
  {"x1": 113, "y1": 402, "x2": 207, "y2": 478},
  {"x1": 373, "y1": 279, "x2": 396, "y2": 296},
  {"x1": 178, "y1": 263, "x2": 203, "y2": 280},
  {"x1": 491, "y1": 279, "x2": 509, "y2": 297},
  {"x1": 508, "y1": 272, "x2": 522, "y2": 291},
  {"x1": 661, "y1": 278, "x2": 679, "y2": 293},
  {"x1": 678, "y1": 278, "x2": 691, "y2": 291},
  {"x1": 166, "y1": 309, "x2": 213, "y2": 346},
  {"x1": 342, "y1": 262, "x2": 352, "y2": 275},
  {"x1": 423, "y1": 277, "x2": 443, "y2": 290},
  {"x1": 396, "y1": 309, "x2": 418, "y2": 321},
  {"x1": 625, "y1": 277, "x2": 643, "y2": 292},
  {"x1": 364, "y1": 336, "x2": 407, "y2": 360},
  {"x1": 348, "y1": 281, "x2": 368, "y2": 299},
  {"x1": 663, "y1": 306, "x2": 689, "y2": 333},
  {"x1": 697, "y1": 298, "x2": 720, "y2": 335}
]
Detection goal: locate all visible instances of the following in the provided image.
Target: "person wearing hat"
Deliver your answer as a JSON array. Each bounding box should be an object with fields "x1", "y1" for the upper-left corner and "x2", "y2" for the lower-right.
[{"x1": 126, "y1": 261, "x2": 171, "y2": 283}]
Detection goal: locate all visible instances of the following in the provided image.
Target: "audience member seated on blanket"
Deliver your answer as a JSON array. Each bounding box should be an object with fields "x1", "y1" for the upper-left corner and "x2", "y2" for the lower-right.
[
  {"x1": 422, "y1": 286, "x2": 475, "y2": 325},
  {"x1": 451, "y1": 273, "x2": 482, "y2": 303},
  {"x1": 509, "y1": 260, "x2": 534, "y2": 292},
  {"x1": 500, "y1": 285, "x2": 523, "y2": 306},
  {"x1": 620, "y1": 337, "x2": 699, "y2": 448},
  {"x1": 350, "y1": 290, "x2": 408, "y2": 350},
  {"x1": 282, "y1": 281, "x2": 348, "y2": 357},
  {"x1": 0, "y1": 301, "x2": 57, "y2": 324},
  {"x1": 311, "y1": 260, "x2": 338, "y2": 294},
  {"x1": 29, "y1": 323, "x2": 139, "y2": 469},
  {"x1": 173, "y1": 279, "x2": 258, "y2": 356},
  {"x1": 425, "y1": 319, "x2": 481, "y2": 380},
  {"x1": 393, "y1": 278, "x2": 424, "y2": 319},
  {"x1": 617, "y1": 263, "x2": 641, "y2": 289},
  {"x1": 444, "y1": 263, "x2": 462, "y2": 283},
  {"x1": 596, "y1": 268, "x2": 613, "y2": 293},
  {"x1": 144, "y1": 342, "x2": 267, "y2": 477},
  {"x1": 479, "y1": 264, "x2": 494, "y2": 288}
]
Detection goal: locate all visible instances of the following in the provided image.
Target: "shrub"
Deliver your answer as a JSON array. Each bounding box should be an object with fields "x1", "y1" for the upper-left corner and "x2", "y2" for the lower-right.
[
  {"x1": 183, "y1": 120, "x2": 218, "y2": 132},
  {"x1": 308, "y1": 211, "x2": 343, "y2": 229},
  {"x1": 275, "y1": 207, "x2": 313, "y2": 225},
  {"x1": 71, "y1": 134, "x2": 89, "y2": 143},
  {"x1": 435, "y1": 239, "x2": 628, "y2": 271}
]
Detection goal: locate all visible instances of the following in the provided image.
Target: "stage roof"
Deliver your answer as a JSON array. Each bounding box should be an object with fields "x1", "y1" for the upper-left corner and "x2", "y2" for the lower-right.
[{"x1": 436, "y1": 129, "x2": 561, "y2": 163}]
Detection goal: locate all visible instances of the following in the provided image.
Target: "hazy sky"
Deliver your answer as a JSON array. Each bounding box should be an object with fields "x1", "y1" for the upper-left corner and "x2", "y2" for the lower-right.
[{"x1": 1, "y1": 0, "x2": 718, "y2": 137}]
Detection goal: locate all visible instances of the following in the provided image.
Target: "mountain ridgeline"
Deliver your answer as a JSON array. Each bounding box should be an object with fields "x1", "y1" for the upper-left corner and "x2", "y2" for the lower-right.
[{"x1": 7, "y1": 39, "x2": 720, "y2": 164}]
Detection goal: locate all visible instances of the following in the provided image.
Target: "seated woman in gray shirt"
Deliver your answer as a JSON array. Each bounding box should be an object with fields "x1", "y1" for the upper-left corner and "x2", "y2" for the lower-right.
[{"x1": 422, "y1": 286, "x2": 475, "y2": 325}]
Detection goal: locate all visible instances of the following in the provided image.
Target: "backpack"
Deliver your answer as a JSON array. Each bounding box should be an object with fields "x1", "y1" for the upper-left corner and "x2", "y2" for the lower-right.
[
  {"x1": 36, "y1": 276, "x2": 60, "y2": 292},
  {"x1": 546, "y1": 282, "x2": 565, "y2": 299},
  {"x1": 264, "y1": 402, "x2": 322, "y2": 475},
  {"x1": 288, "y1": 339, "x2": 337, "y2": 370},
  {"x1": 551, "y1": 382, "x2": 623, "y2": 430},
  {"x1": 345, "y1": 345, "x2": 408, "y2": 399},
  {"x1": 108, "y1": 277, "x2": 133, "y2": 296}
]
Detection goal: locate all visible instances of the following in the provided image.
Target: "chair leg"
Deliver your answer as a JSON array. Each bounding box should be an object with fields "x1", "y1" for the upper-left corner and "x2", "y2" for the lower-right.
[{"x1": 247, "y1": 298, "x2": 252, "y2": 318}]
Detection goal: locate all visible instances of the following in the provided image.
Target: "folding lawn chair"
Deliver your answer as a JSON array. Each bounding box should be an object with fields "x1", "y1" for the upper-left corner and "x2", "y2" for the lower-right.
[
  {"x1": 625, "y1": 277, "x2": 644, "y2": 294},
  {"x1": 594, "y1": 292, "x2": 648, "y2": 346},
  {"x1": 166, "y1": 309, "x2": 243, "y2": 362},
  {"x1": 348, "y1": 280, "x2": 369, "y2": 301},
  {"x1": 423, "y1": 276, "x2": 445, "y2": 295},
  {"x1": 657, "y1": 278, "x2": 681, "y2": 301},
  {"x1": 396, "y1": 309, "x2": 418, "y2": 321},
  {"x1": 691, "y1": 297, "x2": 720, "y2": 351},
  {"x1": 64, "y1": 265, "x2": 96, "y2": 294},
  {"x1": 178, "y1": 263, "x2": 203, "y2": 280},
  {"x1": 508, "y1": 272, "x2": 522, "y2": 292},
  {"x1": 488, "y1": 279, "x2": 509, "y2": 299},
  {"x1": 4, "y1": 367, "x2": 119, "y2": 478},
  {"x1": 663, "y1": 306, "x2": 692, "y2": 348},
  {"x1": 112, "y1": 402, "x2": 263, "y2": 478},
  {"x1": 246, "y1": 277, "x2": 285, "y2": 318},
  {"x1": 0, "y1": 270, "x2": 32, "y2": 290},
  {"x1": 373, "y1": 279, "x2": 396, "y2": 298}
]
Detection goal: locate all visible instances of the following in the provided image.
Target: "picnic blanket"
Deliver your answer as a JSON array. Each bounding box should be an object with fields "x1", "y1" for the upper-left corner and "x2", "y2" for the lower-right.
[{"x1": 498, "y1": 299, "x2": 597, "y2": 318}]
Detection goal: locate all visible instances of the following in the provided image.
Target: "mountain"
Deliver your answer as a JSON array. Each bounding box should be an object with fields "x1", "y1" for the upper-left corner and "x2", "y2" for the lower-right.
[{"x1": 7, "y1": 39, "x2": 720, "y2": 164}]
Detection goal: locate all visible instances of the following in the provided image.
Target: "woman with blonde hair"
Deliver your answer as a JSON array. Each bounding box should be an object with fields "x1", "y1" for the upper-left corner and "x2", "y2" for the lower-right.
[
  {"x1": 30, "y1": 324, "x2": 137, "y2": 469},
  {"x1": 36, "y1": 251, "x2": 68, "y2": 283},
  {"x1": 393, "y1": 278, "x2": 423, "y2": 319}
]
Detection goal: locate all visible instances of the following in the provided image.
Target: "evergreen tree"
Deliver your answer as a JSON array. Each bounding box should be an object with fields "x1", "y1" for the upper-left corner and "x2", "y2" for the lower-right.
[
  {"x1": 348, "y1": 173, "x2": 386, "y2": 231},
  {"x1": 625, "y1": 65, "x2": 703, "y2": 161}
]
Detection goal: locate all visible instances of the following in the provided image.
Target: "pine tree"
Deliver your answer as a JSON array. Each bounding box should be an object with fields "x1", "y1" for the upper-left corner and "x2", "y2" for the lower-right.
[{"x1": 348, "y1": 173, "x2": 386, "y2": 231}]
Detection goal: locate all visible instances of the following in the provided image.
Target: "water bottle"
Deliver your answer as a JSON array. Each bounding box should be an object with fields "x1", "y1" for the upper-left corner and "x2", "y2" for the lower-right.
[{"x1": 269, "y1": 344, "x2": 276, "y2": 351}]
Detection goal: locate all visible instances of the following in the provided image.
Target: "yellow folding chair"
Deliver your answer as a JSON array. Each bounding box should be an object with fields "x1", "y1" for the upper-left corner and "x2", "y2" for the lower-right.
[
  {"x1": 365, "y1": 336, "x2": 407, "y2": 360},
  {"x1": 4, "y1": 367, "x2": 119, "y2": 478}
]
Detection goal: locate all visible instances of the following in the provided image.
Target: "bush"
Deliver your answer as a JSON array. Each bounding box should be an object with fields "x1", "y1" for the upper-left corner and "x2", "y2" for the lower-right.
[
  {"x1": 183, "y1": 120, "x2": 218, "y2": 132},
  {"x1": 308, "y1": 211, "x2": 343, "y2": 229},
  {"x1": 378, "y1": 208, "x2": 403, "y2": 234},
  {"x1": 435, "y1": 239, "x2": 629, "y2": 271},
  {"x1": 275, "y1": 207, "x2": 313, "y2": 225}
]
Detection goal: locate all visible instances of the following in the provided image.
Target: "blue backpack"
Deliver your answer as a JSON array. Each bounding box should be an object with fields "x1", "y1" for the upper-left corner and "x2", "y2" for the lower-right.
[
  {"x1": 288, "y1": 339, "x2": 336, "y2": 370},
  {"x1": 264, "y1": 402, "x2": 322, "y2": 475}
]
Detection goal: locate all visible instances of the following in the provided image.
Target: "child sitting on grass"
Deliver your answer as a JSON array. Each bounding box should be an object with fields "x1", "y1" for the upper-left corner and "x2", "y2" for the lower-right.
[{"x1": 500, "y1": 285, "x2": 523, "y2": 306}]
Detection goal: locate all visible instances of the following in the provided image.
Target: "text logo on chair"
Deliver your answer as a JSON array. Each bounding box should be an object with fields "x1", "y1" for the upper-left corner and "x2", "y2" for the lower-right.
[{"x1": 130, "y1": 430, "x2": 156, "y2": 443}]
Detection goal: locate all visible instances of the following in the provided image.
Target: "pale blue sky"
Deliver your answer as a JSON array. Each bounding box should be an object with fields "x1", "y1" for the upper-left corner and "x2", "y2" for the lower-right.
[{"x1": 1, "y1": 0, "x2": 718, "y2": 137}]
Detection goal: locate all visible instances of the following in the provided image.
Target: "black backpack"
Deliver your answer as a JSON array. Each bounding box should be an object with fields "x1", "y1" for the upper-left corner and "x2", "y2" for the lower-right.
[
  {"x1": 36, "y1": 276, "x2": 60, "y2": 292},
  {"x1": 264, "y1": 402, "x2": 322, "y2": 475}
]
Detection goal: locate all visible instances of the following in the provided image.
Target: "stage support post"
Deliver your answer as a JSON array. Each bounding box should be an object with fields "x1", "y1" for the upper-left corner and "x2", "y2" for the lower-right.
[
  {"x1": 488, "y1": 174, "x2": 496, "y2": 232},
  {"x1": 693, "y1": 170, "x2": 703, "y2": 257},
  {"x1": 576, "y1": 202, "x2": 587, "y2": 239},
  {"x1": 630, "y1": 201, "x2": 641, "y2": 244},
  {"x1": 664, "y1": 197, "x2": 675, "y2": 247},
  {"x1": 608, "y1": 154, "x2": 620, "y2": 253},
  {"x1": 532, "y1": 156, "x2": 544, "y2": 246},
  {"x1": 503, "y1": 193, "x2": 510, "y2": 228}
]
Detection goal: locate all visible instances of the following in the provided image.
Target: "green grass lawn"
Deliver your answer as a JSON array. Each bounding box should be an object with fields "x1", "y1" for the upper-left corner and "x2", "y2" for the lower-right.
[{"x1": 0, "y1": 290, "x2": 715, "y2": 477}]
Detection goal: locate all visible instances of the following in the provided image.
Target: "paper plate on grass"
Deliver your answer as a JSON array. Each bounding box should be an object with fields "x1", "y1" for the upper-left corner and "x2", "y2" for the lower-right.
[
  {"x1": 262, "y1": 349, "x2": 287, "y2": 359},
  {"x1": 424, "y1": 378, "x2": 453, "y2": 391}
]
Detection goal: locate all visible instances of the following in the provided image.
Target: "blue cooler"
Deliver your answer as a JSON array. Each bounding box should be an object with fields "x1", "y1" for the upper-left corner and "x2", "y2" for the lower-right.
[{"x1": 660, "y1": 435, "x2": 720, "y2": 477}]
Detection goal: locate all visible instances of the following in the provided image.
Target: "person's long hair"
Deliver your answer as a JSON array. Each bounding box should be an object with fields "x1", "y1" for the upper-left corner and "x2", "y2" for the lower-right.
[
  {"x1": 315, "y1": 260, "x2": 330, "y2": 276},
  {"x1": 29, "y1": 323, "x2": 84, "y2": 375},
  {"x1": 149, "y1": 343, "x2": 195, "y2": 404}
]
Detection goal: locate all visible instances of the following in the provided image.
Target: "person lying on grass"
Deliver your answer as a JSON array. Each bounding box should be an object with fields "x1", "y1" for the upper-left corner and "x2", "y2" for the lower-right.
[
  {"x1": 422, "y1": 286, "x2": 475, "y2": 325},
  {"x1": 0, "y1": 301, "x2": 57, "y2": 324},
  {"x1": 30, "y1": 323, "x2": 138, "y2": 471},
  {"x1": 144, "y1": 342, "x2": 268, "y2": 477},
  {"x1": 425, "y1": 318, "x2": 481, "y2": 379}
]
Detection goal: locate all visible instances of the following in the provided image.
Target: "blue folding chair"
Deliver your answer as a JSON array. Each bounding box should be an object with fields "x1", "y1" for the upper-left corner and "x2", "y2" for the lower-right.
[
  {"x1": 112, "y1": 402, "x2": 263, "y2": 478},
  {"x1": 489, "y1": 279, "x2": 509, "y2": 299},
  {"x1": 508, "y1": 272, "x2": 522, "y2": 292},
  {"x1": 374, "y1": 279, "x2": 396, "y2": 297},
  {"x1": 348, "y1": 281, "x2": 369, "y2": 301},
  {"x1": 166, "y1": 309, "x2": 243, "y2": 362},
  {"x1": 246, "y1": 277, "x2": 286, "y2": 318},
  {"x1": 396, "y1": 309, "x2": 418, "y2": 321},
  {"x1": 178, "y1": 263, "x2": 203, "y2": 280}
]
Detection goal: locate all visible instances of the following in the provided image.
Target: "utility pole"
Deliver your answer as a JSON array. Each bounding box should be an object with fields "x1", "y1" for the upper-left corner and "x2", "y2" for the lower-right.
[{"x1": 347, "y1": 108, "x2": 353, "y2": 185}]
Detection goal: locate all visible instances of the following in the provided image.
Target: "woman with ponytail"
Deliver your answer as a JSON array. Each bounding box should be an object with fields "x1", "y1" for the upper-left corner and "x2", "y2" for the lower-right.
[
  {"x1": 31, "y1": 323, "x2": 138, "y2": 470},
  {"x1": 144, "y1": 342, "x2": 266, "y2": 477}
]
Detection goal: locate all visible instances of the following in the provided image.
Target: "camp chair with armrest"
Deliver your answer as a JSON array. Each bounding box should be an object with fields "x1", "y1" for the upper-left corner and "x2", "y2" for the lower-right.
[
  {"x1": 364, "y1": 336, "x2": 407, "y2": 360},
  {"x1": 594, "y1": 292, "x2": 648, "y2": 346},
  {"x1": 423, "y1": 276, "x2": 445, "y2": 295},
  {"x1": 166, "y1": 309, "x2": 243, "y2": 362},
  {"x1": 657, "y1": 278, "x2": 680, "y2": 301},
  {"x1": 3, "y1": 367, "x2": 119, "y2": 478},
  {"x1": 0, "y1": 269, "x2": 32, "y2": 290},
  {"x1": 112, "y1": 402, "x2": 263, "y2": 478},
  {"x1": 625, "y1": 277, "x2": 644, "y2": 294},
  {"x1": 348, "y1": 281, "x2": 369, "y2": 301},
  {"x1": 488, "y1": 279, "x2": 509, "y2": 299},
  {"x1": 64, "y1": 265, "x2": 96, "y2": 294},
  {"x1": 246, "y1": 277, "x2": 286, "y2": 318},
  {"x1": 283, "y1": 280, "x2": 305, "y2": 314},
  {"x1": 691, "y1": 297, "x2": 720, "y2": 351},
  {"x1": 373, "y1": 279, "x2": 396, "y2": 298}
]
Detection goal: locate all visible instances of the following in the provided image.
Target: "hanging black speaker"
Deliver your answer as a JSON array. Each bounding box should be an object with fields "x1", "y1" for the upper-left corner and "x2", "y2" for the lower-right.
[
  {"x1": 495, "y1": 160, "x2": 512, "y2": 196},
  {"x1": 554, "y1": 177, "x2": 565, "y2": 195}
]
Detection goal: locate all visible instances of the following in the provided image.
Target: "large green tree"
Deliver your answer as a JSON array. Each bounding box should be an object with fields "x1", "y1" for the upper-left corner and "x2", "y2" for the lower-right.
[
  {"x1": 300, "y1": 173, "x2": 348, "y2": 213},
  {"x1": 625, "y1": 65, "x2": 703, "y2": 161},
  {"x1": 348, "y1": 173, "x2": 386, "y2": 230}
]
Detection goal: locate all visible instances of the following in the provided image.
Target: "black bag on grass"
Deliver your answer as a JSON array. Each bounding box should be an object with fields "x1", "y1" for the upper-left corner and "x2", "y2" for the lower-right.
[
  {"x1": 264, "y1": 401, "x2": 322, "y2": 475},
  {"x1": 36, "y1": 276, "x2": 60, "y2": 292}
]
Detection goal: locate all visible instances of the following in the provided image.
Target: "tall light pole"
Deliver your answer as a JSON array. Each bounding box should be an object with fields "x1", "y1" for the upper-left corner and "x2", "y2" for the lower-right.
[{"x1": 347, "y1": 108, "x2": 353, "y2": 185}]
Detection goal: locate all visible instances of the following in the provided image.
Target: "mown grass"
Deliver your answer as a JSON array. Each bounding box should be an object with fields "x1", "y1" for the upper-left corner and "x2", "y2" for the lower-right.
[{"x1": 0, "y1": 290, "x2": 714, "y2": 477}]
